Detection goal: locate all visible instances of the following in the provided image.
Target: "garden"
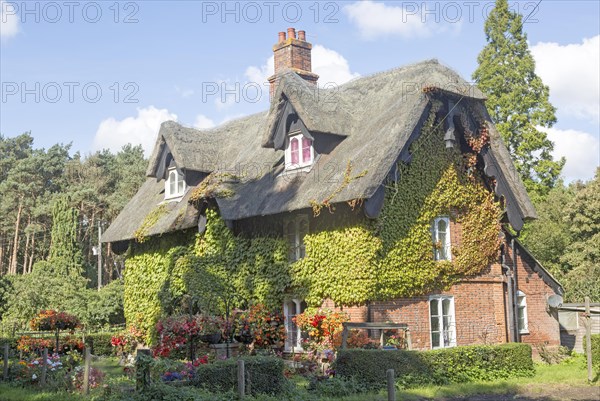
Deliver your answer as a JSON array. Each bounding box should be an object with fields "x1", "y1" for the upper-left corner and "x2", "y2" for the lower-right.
[{"x1": 2, "y1": 306, "x2": 599, "y2": 401}]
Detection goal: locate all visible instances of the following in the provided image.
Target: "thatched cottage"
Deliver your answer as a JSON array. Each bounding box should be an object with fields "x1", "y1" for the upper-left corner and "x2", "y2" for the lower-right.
[{"x1": 103, "y1": 28, "x2": 563, "y2": 351}]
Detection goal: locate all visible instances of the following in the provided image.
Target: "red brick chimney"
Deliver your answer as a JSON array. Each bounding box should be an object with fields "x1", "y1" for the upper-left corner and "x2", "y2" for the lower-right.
[{"x1": 268, "y1": 28, "x2": 319, "y2": 100}]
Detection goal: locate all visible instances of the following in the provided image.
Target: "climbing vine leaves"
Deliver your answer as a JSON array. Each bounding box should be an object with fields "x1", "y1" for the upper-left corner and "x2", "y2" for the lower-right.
[{"x1": 124, "y1": 107, "x2": 503, "y2": 340}]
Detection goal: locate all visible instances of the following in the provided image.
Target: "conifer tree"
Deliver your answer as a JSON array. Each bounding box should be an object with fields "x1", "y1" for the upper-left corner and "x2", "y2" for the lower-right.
[{"x1": 473, "y1": 0, "x2": 563, "y2": 197}]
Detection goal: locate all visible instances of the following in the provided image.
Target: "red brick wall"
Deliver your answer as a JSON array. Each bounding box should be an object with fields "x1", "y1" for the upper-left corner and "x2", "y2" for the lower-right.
[
  {"x1": 317, "y1": 221, "x2": 561, "y2": 350},
  {"x1": 506, "y1": 242, "x2": 561, "y2": 346}
]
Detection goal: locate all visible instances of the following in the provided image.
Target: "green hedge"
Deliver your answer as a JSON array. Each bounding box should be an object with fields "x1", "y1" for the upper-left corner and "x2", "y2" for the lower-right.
[
  {"x1": 592, "y1": 334, "x2": 600, "y2": 375},
  {"x1": 84, "y1": 332, "x2": 114, "y2": 356},
  {"x1": 192, "y1": 356, "x2": 286, "y2": 396},
  {"x1": 335, "y1": 343, "x2": 534, "y2": 389}
]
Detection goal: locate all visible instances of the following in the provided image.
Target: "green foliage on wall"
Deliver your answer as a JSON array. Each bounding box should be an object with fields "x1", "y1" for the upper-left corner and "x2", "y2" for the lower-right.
[
  {"x1": 124, "y1": 210, "x2": 290, "y2": 343},
  {"x1": 124, "y1": 106, "x2": 503, "y2": 340},
  {"x1": 293, "y1": 107, "x2": 502, "y2": 305},
  {"x1": 124, "y1": 233, "x2": 190, "y2": 343}
]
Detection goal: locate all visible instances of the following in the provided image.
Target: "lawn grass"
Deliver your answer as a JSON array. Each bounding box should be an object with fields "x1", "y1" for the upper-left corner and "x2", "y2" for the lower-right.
[
  {"x1": 0, "y1": 354, "x2": 595, "y2": 401},
  {"x1": 0, "y1": 384, "x2": 87, "y2": 401},
  {"x1": 398, "y1": 354, "x2": 594, "y2": 400}
]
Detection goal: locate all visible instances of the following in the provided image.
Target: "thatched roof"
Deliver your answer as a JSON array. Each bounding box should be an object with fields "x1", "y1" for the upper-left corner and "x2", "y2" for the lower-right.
[{"x1": 102, "y1": 59, "x2": 535, "y2": 244}]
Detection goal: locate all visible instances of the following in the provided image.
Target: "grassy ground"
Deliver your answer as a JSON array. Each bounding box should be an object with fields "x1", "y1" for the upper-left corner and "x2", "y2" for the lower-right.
[{"x1": 0, "y1": 355, "x2": 597, "y2": 401}]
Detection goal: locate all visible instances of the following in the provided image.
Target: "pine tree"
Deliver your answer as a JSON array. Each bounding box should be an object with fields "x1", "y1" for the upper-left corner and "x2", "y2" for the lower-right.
[{"x1": 473, "y1": 0, "x2": 563, "y2": 197}]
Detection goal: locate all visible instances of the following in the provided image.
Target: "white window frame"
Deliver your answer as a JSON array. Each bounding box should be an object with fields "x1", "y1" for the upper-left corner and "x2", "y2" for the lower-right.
[
  {"x1": 432, "y1": 216, "x2": 451, "y2": 261},
  {"x1": 429, "y1": 295, "x2": 456, "y2": 349},
  {"x1": 283, "y1": 299, "x2": 305, "y2": 352},
  {"x1": 284, "y1": 132, "x2": 314, "y2": 171},
  {"x1": 284, "y1": 215, "x2": 308, "y2": 262},
  {"x1": 517, "y1": 291, "x2": 529, "y2": 334},
  {"x1": 165, "y1": 167, "x2": 186, "y2": 200}
]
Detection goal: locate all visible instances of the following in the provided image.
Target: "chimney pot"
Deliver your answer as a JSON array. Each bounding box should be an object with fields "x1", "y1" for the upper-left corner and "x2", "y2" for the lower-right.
[
  {"x1": 269, "y1": 28, "x2": 318, "y2": 100},
  {"x1": 287, "y1": 27, "x2": 296, "y2": 39}
]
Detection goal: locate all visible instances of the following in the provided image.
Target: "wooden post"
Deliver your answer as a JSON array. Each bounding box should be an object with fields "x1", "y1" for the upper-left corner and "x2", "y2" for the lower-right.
[
  {"x1": 585, "y1": 297, "x2": 593, "y2": 383},
  {"x1": 83, "y1": 347, "x2": 91, "y2": 394},
  {"x1": 341, "y1": 325, "x2": 349, "y2": 349},
  {"x1": 40, "y1": 348, "x2": 48, "y2": 387},
  {"x1": 237, "y1": 359, "x2": 245, "y2": 398},
  {"x1": 3, "y1": 343, "x2": 9, "y2": 380},
  {"x1": 136, "y1": 349, "x2": 152, "y2": 391},
  {"x1": 406, "y1": 329, "x2": 412, "y2": 350},
  {"x1": 386, "y1": 369, "x2": 395, "y2": 401}
]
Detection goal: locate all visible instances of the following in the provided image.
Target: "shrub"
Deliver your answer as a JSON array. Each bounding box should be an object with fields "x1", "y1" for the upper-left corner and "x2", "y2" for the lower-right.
[
  {"x1": 335, "y1": 343, "x2": 534, "y2": 390},
  {"x1": 307, "y1": 376, "x2": 367, "y2": 397},
  {"x1": 335, "y1": 348, "x2": 431, "y2": 390},
  {"x1": 592, "y1": 334, "x2": 600, "y2": 376},
  {"x1": 192, "y1": 356, "x2": 286, "y2": 396},
  {"x1": 85, "y1": 332, "x2": 114, "y2": 356}
]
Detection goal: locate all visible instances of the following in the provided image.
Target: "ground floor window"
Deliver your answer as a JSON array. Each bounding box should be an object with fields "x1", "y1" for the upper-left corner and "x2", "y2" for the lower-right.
[
  {"x1": 517, "y1": 291, "x2": 528, "y2": 334},
  {"x1": 429, "y1": 295, "x2": 456, "y2": 349},
  {"x1": 284, "y1": 299, "x2": 307, "y2": 352}
]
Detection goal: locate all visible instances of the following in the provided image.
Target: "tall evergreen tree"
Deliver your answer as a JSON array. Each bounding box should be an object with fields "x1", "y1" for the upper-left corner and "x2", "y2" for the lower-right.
[{"x1": 473, "y1": 0, "x2": 563, "y2": 197}]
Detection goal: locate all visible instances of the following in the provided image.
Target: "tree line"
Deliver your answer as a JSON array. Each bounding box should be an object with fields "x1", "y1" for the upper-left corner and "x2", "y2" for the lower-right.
[
  {"x1": 0, "y1": 133, "x2": 146, "y2": 282},
  {"x1": 0, "y1": 133, "x2": 147, "y2": 331}
]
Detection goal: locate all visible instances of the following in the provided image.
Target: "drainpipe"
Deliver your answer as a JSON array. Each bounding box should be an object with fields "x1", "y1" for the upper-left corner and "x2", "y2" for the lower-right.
[
  {"x1": 501, "y1": 243, "x2": 515, "y2": 343},
  {"x1": 512, "y1": 238, "x2": 520, "y2": 343}
]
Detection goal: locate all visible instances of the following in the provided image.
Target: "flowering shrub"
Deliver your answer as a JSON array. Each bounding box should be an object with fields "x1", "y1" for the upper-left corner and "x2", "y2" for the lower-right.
[
  {"x1": 154, "y1": 314, "x2": 223, "y2": 358},
  {"x1": 9, "y1": 353, "x2": 73, "y2": 390},
  {"x1": 345, "y1": 330, "x2": 378, "y2": 349},
  {"x1": 160, "y1": 355, "x2": 209, "y2": 382},
  {"x1": 232, "y1": 312, "x2": 253, "y2": 344},
  {"x1": 17, "y1": 336, "x2": 52, "y2": 354},
  {"x1": 17, "y1": 335, "x2": 83, "y2": 355},
  {"x1": 73, "y1": 366, "x2": 105, "y2": 390},
  {"x1": 30, "y1": 310, "x2": 80, "y2": 331},
  {"x1": 247, "y1": 304, "x2": 286, "y2": 348},
  {"x1": 111, "y1": 325, "x2": 143, "y2": 356},
  {"x1": 294, "y1": 308, "x2": 349, "y2": 351}
]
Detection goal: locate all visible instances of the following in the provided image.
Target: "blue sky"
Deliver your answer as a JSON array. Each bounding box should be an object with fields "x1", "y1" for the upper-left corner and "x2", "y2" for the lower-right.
[{"x1": 1, "y1": 0, "x2": 599, "y2": 182}]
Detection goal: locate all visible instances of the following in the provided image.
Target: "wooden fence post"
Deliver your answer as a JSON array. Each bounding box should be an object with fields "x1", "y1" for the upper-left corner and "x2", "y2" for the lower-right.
[
  {"x1": 237, "y1": 359, "x2": 245, "y2": 399},
  {"x1": 40, "y1": 348, "x2": 48, "y2": 387},
  {"x1": 3, "y1": 343, "x2": 9, "y2": 380},
  {"x1": 83, "y1": 347, "x2": 91, "y2": 394},
  {"x1": 585, "y1": 297, "x2": 593, "y2": 383},
  {"x1": 136, "y1": 349, "x2": 152, "y2": 391},
  {"x1": 386, "y1": 369, "x2": 395, "y2": 401}
]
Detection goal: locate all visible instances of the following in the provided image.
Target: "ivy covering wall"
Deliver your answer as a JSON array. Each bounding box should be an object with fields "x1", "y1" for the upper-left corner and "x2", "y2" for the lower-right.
[
  {"x1": 124, "y1": 210, "x2": 290, "y2": 344},
  {"x1": 123, "y1": 105, "x2": 503, "y2": 342},
  {"x1": 293, "y1": 105, "x2": 502, "y2": 305}
]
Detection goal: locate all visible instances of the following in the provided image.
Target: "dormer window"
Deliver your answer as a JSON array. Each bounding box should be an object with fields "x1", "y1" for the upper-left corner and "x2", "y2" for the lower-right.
[
  {"x1": 285, "y1": 133, "x2": 314, "y2": 170},
  {"x1": 165, "y1": 167, "x2": 186, "y2": 199}
]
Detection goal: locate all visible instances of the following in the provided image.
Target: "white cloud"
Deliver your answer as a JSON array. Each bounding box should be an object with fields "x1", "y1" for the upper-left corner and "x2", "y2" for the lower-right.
[
  {"x1": 193, "y1": 114, "x2": 215, "y2": 129},
  {"x1": 312, "y1": 45, "x2": 361, "y2": 86},
  {"x1": 244, "y1": 45, "x2": 359, "y2": 91},
  {"x1": 531, "y1": 36, "x2": 600, "y2": 123},
  {"x1": 1, "y1": 0, "x2": 20, "y2": 40},
  {"x1": 343, "y1": 0, "x2": 459, "y2": 40},
  {"x1": 93, "y1": 106, "x2": 177, "y2": 157},
  {"x1": 245, "y1": 55, "x2": 274, "y2": 87},
  {"x1": 540, "y1": 126, "x2": 599, "y2": 182}
]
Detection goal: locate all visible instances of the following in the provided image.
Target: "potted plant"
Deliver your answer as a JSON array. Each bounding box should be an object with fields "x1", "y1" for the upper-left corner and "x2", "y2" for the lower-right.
[{"x1": 198, "y1": 315, "x2": 222, "y2": 344}]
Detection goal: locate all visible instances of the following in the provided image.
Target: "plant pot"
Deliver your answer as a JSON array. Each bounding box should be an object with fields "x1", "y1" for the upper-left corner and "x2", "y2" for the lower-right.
[
  {"x1": 199, "y1": 332, "x2": 222, "y2": 344},
  {"x1": 234, "y1": 334, "x2": 253, "y2": 345}
]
